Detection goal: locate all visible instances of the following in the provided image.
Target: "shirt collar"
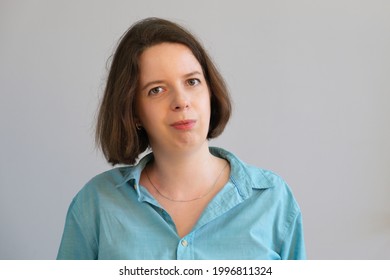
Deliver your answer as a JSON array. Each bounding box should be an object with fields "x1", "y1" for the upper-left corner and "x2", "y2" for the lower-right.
[
  {"x1": 114, "y1": 152, "x2": 153, "y2": 189},
  {"x1": 114, "y1": 147, "x2": 273, "y2": 197},
  {"x1": 209, "y1": 147, "x2": 273, "y2": 199}
]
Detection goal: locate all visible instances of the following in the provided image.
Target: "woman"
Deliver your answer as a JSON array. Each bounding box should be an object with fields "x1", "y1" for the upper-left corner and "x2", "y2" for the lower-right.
[{"x1": 57, "y1": 17, "x2": 306, "y2": 259}]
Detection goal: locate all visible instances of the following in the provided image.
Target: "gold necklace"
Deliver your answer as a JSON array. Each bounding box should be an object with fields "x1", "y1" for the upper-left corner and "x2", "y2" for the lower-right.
[{"x1": 145, "y1": 162, "x2": 229, "y2": 203}]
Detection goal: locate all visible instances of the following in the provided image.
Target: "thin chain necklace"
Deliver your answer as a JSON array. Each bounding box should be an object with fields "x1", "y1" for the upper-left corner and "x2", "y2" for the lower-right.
[{"x1": 145, "y1": 162, "x2": 229, "y2": 203}]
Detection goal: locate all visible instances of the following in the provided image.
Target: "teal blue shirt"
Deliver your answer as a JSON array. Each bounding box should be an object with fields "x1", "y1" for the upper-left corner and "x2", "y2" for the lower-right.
[{"x1": 57, "y1": 147, "x2": 306, "y2": 259}]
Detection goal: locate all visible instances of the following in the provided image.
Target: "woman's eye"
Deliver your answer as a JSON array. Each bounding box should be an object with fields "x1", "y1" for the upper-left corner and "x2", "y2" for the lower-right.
[
  {"x1": 187, "y1": 78, "x2": 200, "y2": 86},
  {"x1": 148, "y1": 87, "x2": 164, "y2": 95}
]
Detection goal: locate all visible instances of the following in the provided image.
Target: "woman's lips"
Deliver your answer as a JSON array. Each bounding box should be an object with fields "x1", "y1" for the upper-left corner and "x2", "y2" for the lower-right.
[{"x1": 170, "y1": 119, "x2": 197, "y2": 130}]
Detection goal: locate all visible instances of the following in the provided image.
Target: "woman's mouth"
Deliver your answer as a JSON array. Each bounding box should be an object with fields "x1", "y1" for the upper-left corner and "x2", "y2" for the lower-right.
[{"x1": 170, "y1": 119, "x2": 197, "y2": 130}]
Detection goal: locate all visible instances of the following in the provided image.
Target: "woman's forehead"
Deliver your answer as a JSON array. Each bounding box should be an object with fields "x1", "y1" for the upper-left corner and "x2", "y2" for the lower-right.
[{"x1": 138, "y1": 43, "x2": 203, "y2": 82}]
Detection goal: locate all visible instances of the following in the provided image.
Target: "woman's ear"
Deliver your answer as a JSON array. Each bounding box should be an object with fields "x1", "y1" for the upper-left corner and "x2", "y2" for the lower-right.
[{"x1": 135, "y1": 122, "x2": 142, "y2": 130}]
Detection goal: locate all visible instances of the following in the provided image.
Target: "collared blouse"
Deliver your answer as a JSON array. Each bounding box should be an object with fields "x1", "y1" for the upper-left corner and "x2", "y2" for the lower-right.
[{"x1": 57, "y1": 147, "x2": 306, "y2": 259}]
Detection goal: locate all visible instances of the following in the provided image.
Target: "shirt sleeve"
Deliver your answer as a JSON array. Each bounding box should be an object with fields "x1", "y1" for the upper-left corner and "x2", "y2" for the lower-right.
[
  {"x1": 57, "y1": 198, "x2": 98, "y2": 260},
  {"x1": 279, "y1": 211, "x2": 306, "y2": 260}
]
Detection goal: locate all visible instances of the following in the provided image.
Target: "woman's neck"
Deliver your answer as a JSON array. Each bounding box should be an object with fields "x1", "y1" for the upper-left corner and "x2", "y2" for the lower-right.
[{"x1": 146, "y1": 142, "x2": 226, "y2": 200}]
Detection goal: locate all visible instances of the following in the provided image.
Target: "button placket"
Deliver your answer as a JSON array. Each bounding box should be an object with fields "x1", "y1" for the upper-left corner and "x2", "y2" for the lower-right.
[{"x1": 176, "y1": 234, "x2": 194, "y2": 259}]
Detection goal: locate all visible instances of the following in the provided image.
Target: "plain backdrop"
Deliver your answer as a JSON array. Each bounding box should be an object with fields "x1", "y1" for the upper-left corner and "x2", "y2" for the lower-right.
[{"x1": 1, "y1": 0, "x2": 389, "y2": 259}]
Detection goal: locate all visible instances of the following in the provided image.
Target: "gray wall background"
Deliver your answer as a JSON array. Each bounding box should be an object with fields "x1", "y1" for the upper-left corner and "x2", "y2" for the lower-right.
[{"x1": 1, "y1": 0, "x2": 389, "y2": 259}]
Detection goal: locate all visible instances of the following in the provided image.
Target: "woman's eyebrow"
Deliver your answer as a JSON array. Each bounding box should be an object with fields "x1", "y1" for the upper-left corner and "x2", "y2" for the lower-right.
[{"x1": 183, "y1": 71, "x2": 202, "y2": 78}]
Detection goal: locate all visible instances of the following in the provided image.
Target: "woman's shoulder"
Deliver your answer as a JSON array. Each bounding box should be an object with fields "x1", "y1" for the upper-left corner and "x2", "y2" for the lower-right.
[
  {"x1": 211, "y1": 147, "x2": 299, "y2": 205},
  {"x1": 86, "y1": 166, "x2": 134, "y2": 188},
  {"x1": 211, "y1": 147, "x2": 289, "y2": 188},
  {"x1": 70, "y1": 153, "x2": 154, "y2": 207},
  {"x1": 70, "y1": 165, "x2": 139, "y2": 205},
  {"x1": 239, "y1": 163, "x2": 302, "y2": 220}
]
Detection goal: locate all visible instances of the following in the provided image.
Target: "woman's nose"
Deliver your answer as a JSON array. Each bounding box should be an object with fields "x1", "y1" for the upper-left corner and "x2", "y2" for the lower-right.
[{"x1": 171, "y1": 88, "x2": 190, "y2": 111}]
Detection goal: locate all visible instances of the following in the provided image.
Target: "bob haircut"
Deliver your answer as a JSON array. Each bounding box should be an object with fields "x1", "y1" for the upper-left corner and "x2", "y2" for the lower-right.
[{"x1": 96, "y1": 17, "x2": 232, "y2": 165}]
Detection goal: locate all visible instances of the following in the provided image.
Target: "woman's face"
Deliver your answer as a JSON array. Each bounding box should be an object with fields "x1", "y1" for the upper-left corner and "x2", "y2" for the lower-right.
[{"x1": 136, "y1": 43, "x2": 211, "y2": 154}]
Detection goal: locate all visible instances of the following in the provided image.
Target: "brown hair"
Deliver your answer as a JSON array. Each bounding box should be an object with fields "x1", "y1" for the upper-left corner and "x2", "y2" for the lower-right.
[{"x1": 96, "y1": 17, "x2": 232, "y2": 165}]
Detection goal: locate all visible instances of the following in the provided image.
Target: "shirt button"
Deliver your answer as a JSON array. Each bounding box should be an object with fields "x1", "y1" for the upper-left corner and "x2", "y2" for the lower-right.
[{"x1": 181, "y1": 240, "x2": 188, "y2": 247}]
